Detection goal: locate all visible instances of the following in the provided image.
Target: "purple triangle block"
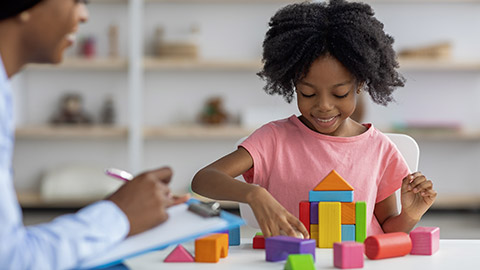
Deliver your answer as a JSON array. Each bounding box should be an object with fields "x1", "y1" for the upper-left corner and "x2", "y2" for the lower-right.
[{"x1": 164, "y1": 244, "x2": 195, "y2": 262}]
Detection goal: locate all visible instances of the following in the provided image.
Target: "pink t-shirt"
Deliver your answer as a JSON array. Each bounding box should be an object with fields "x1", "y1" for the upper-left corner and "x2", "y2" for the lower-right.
[{"x1": 240, "y1": 115, "x2": 409, "y2": 236}]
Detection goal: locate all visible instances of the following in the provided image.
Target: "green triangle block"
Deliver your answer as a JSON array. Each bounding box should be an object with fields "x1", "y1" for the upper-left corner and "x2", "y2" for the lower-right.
[{"x1": 284, "y1": 254, "x2": 315, "y2": 270}]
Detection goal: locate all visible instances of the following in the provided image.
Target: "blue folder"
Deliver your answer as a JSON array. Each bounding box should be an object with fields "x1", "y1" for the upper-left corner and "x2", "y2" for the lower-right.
[{"x1": 78, "y1": 199, "x2": 244, "y2": 269}]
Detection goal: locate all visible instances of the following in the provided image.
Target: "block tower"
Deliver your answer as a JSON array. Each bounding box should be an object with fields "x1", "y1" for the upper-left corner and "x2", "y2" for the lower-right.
[{"x1": 299, "y1": 170, "x2": 367, "y2": 248}]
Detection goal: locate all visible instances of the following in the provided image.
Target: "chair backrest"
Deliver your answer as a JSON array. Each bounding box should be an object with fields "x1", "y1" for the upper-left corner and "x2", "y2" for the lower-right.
[{"x1": 235, "y1": 133, "x2": 420, "y2": 228}]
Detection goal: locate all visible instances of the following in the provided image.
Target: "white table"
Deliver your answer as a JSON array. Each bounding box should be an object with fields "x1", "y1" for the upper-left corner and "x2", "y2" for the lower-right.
[{"x1": 124, "y1": 239, "x2": 480, "y2": 269}]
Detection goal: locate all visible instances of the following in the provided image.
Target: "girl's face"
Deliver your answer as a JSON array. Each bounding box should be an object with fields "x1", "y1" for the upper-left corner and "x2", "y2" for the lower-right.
[
  {"x1": 295, "y1": 55, "x2": 361, "y2": 137},
  {"x1": 22, "y1": 0, "x2": 88, "y2": 64}
]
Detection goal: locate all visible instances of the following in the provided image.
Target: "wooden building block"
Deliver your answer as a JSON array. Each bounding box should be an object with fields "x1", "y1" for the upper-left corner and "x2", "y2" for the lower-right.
[
  {"x1": 310, "y1": 224, "x2": 319, "y2": 246},
  {"x1": 313, "y1": 169, "x2": 354, "y2": 191},
  {"x1": 229, "y1": 226, "x2": 241, "y2": 246},
  {"x1": 310, "y1": 202, "x2": 318, "y2": 224},
  {"x1": 410, "y1": 227, "x2": 440, "y2": 255},
  {"x1": 164, "y1": 244, "x2": 195, "y2": 262},
  {"x1": 265, "y1": 236, "x2": 316, "y2": 262},
  {"x1": 195, "y1": 233, "x2": 229, "y2": 263},
  {"x1": 253, "y1": 233, "x2": 265, "y2": 249},
  {"x1": 333, "y1": 241, "x2": 364, "y2": 269},
  {"x1": 318, "y1": 202, "x2": 341, "y2": 248},
  {"x1": 284, "y1": 254, "x2": 315, "y2": 270},
  {"x1": 355, "y1": 201, "x2": 367, "y2": 243},
  {"x1": 341, "y1": 225, "x2": 356, "y2": 242},
  {"x1": 341, "y1": 202, "x2": 356, "y2": 224},
  {"x1": 309, "y1": 190, "x2": 353, "y2": 202},
  {"x1": 364, "y1": 232, "x2": 412, "y2": 260},
  {"x1": 299, "y1": 201, "x2": 311, "y2": 233}
]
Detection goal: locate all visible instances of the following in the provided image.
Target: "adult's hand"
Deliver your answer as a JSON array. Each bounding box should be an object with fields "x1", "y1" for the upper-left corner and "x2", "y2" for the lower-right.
[{"x1": 108, "y1": 167, "x2": 188, "y2": 236}]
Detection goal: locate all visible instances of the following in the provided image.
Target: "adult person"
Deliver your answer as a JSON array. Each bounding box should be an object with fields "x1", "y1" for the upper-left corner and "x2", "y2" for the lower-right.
[{"x1": 0, "y1": 1, "x2": 189, "y2": 269}]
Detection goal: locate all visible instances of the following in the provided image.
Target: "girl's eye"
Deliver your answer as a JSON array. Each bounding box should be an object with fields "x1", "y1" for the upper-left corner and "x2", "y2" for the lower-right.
[
  {"x1": 334, "y1": 92, "x2": 349, "y2": 99},
  {"x1": 301, "y1": 93, "x2": 315, "y2": 98}
]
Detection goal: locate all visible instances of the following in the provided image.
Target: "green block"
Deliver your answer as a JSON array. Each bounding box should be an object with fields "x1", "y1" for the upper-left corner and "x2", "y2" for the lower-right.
[
  {"x1": 255, "y1": 232, "x2": 263, "y2": 236},
  {"x1": 284, "y1": 254, "x2": 315, "y2": 270},
  {"x1": 355, "y1": 201, "x2": 367, "y2": 243}
]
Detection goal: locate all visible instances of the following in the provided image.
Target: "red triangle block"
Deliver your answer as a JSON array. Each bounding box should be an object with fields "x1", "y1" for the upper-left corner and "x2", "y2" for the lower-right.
[{"x1": 164, "y1": 244, "x2": 195, "y2": 262}]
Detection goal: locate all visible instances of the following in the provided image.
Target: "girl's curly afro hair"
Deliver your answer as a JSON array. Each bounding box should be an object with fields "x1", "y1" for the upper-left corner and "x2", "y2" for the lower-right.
[{"x1": 257, "y1": 0, "x2": 405, "y2": 105}]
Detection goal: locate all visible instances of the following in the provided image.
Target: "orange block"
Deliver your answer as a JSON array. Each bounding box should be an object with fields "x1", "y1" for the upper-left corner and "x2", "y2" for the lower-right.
[
  {"x1": 195, "y1": 233, "x2": 229, "y2": 263},
  {"x1": 313, "y1": 170, "x2": 354, "y2": 191},
  {"x1": 341, "y1": 202, "x2": 356, "y2": 224}
]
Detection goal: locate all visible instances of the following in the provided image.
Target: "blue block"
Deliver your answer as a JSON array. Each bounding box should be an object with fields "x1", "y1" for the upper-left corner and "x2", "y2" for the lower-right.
[
  {"x1": 229, "y1": 226, "x2": 240, "y2": 246},
  {"x1": 341, "y1": 225, "x2": 355, "y2": 241},
  {"x1": 309, "y1": 190, "x2": 353, "y2": 202}
]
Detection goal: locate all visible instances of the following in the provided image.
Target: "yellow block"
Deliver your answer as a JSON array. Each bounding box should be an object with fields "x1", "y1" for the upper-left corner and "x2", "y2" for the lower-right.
[
  {"x1": 310, "y1": 224, "x2": 319, "y2": 247},
  {"x1": 318, "y1": 202, "x2": 341, "y2": 248}
]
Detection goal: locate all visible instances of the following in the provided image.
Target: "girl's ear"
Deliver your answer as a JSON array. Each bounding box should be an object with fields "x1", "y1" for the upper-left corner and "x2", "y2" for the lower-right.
[
  {"x1": 18, "y1": 11, "x2": 31, "y2": 23},
  {"x1": 356, "y1": 81, "x2": 367, "y2": 94}
]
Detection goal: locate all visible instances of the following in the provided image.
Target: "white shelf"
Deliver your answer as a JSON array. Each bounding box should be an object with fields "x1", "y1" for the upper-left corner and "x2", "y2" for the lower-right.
[
  {"x1": 24, "y1": 57, "x2": 480, "y2": 72},
  {"x1": 144, "y1": 57, "x2": 262, "y2": 71},
  {"x1": 399, "y1": 58, "x2": 480, "y2": 71},
  {"x1": 16, "y1": 125, "x2": 480, "y2": 141},
  {"x1": 17, "y1": 192, "x2": 94, "y2": 209},
  {"x1": 26, "y1": 57, "x2": 128, "y2": 71},
  {"x1": 144, "y1": 125, "x2": 254, "y2": 139},
  {"x1": 432, "y1": 194, "x2": 480, "y2": 209},
  {"x1": 15, "y1": 125, "x2": 128, "y2": 139}
]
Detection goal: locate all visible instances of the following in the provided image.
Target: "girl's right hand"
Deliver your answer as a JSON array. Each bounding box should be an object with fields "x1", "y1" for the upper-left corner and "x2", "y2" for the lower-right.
[{"x1": 247, "y1": 186, "x2": 309, "y2": 239}]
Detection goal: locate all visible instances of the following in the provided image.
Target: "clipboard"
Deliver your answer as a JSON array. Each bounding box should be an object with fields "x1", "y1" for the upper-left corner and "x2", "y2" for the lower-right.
[{"x1": 78, "y1": 199, "x2": 245, "y2": 269}]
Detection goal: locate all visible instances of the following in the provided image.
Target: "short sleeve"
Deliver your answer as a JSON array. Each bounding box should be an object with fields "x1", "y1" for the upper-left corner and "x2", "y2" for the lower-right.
[
  {"x1": 376, "y1": 147, "x2": 410, "y2": 203},
  {"x1": 239, "y1": 124, "x2": 277, "y2": 187}
]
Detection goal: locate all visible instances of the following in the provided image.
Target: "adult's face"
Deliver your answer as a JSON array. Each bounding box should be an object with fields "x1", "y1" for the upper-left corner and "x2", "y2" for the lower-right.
[{"x1": 21, "y1": 0, "x2": 88, "y2": 64}]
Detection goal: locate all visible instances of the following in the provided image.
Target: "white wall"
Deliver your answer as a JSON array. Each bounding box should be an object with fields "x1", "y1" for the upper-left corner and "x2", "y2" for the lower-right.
[{"x1": 12, "y1": 1, "x2": 480, "y2": 200}]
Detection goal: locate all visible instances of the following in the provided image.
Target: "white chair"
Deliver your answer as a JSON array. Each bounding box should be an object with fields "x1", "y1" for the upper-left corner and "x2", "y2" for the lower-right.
[{"x1": 235, "y1": 133, "x2": 419, "y2": 229}]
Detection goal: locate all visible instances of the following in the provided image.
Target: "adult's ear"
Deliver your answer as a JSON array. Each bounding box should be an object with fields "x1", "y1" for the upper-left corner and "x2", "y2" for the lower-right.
[{"x1": 17, "y1": 11, "x2": 31, "y2": 23}]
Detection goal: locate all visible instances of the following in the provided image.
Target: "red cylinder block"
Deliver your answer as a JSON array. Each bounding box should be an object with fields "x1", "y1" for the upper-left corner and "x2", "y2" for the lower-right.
[{"x1": 364, "y1": 232, "x2": 412, "y2": 260}]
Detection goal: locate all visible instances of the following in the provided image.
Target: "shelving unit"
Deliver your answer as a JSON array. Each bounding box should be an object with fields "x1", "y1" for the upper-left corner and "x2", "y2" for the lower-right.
[
  {"x1": 13, "y1": 0, "x2": 480, "y2": 210},
  {"x1": 15, "y1": 126, "x2": 128, "y2": 139},
  {"x1": 26, "y1": 57, "x2": 128, "y2": 71},
  {"x1": 143, "y1": 125, "x2": 254, "y2": 139}
]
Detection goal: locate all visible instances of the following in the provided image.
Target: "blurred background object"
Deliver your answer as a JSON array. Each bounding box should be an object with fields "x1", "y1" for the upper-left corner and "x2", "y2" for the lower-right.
[
  {"x1": 10, "y1": 0, "x2": 480, "y2": 239},
  {"x1": 398, "y1": 41, "x2": 452, "y2": 60},
  {"x1": 50, "y1": 93, "x2": 92, "y2": 125}
]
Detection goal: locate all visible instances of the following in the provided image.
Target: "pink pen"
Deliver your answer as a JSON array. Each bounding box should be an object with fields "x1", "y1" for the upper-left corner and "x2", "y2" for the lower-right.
[
  {"x1": 105, "y1": 168, "x2": 175, "y2": 199},
  {"x1": 105, "y1": 168, "x2": 134, "y2": 182}
]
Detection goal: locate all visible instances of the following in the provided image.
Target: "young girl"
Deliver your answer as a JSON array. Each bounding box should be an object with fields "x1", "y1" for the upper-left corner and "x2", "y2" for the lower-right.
[{"x1": 191, "y1": 0, "x2": 436, "y2": 239}]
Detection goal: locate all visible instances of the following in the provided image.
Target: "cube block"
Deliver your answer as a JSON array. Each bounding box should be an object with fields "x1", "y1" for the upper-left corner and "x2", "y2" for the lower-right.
[
  {"x1": 410, "y1": 227, "x2": 440, "y2": 255},
  {"x1": 265, "y1": 236, "x2": 316, "y2": 262},
  {"x1": 333, "y1": 241, "x2": 364, "y2": 269}
]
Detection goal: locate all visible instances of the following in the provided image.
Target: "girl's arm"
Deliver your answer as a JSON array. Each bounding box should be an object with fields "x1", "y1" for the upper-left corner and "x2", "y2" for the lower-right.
[
  {"x1": 191, "y1": 147, "x2": 309, "y2": 238},
  {"x1": 375, "y1": 172, "x2": 437, "y2": 233}
]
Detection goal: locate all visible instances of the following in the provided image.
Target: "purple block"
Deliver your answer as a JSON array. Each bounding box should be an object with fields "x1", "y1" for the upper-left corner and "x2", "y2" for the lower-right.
[
  {"x1": 265, "y1": 236, "x2": 316, "y2": 262},
  {"x1": 310, "y1": 202, "x2": 319, "y2": 224}
]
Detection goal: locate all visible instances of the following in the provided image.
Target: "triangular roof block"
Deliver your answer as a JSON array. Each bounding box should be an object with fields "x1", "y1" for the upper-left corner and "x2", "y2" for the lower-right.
[
  {"x1": 164, "y1": 244, "x2": 195, "y2": 262},
  {"x1": 313, "y1": 170, "x2": 354, "y2": 191}
]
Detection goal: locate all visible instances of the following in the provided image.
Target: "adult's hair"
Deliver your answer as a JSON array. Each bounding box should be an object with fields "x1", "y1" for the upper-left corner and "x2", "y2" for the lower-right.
[
  {"x1": 257, "y1": 0, "x2": 404, "y2": 105},
  {"x1": 0, "y1": 0, "x2": 43, "y2": 21}
]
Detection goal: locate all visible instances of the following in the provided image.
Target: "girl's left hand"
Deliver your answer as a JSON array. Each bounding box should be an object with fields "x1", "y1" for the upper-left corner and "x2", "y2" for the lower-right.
[{"x1": 400, "y1": 172, "x2": 437, "y2": 221}]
